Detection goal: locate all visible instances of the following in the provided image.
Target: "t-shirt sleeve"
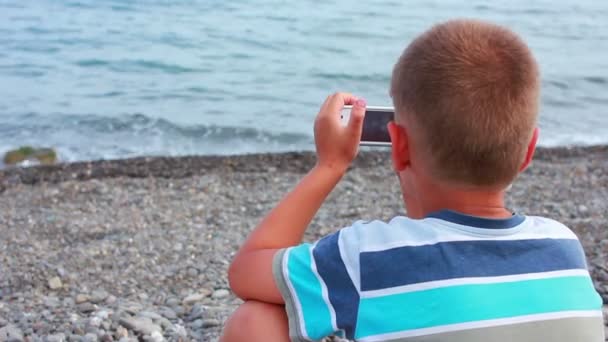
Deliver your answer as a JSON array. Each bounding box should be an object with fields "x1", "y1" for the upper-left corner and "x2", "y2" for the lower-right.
[{"x1": 273, "y1": 230, "x2": 359, "y2": 342}]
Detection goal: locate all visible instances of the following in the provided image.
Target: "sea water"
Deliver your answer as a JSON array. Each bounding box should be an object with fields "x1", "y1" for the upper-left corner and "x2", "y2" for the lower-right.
[{"x1": 1, "y1": 0, "x2": 607, "y2": 161}]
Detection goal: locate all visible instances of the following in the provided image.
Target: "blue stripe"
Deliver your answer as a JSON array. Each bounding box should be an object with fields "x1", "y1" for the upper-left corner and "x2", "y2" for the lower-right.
[
  {"x1": 360, "y1": 238, "x2": 587, "y2": 291},
  {"x1": 286, "y1": 244, "x2": 334, "y2": 340},
  {"x1": 427, "y1": 210, "x2": 525, "y2": 229},
  {"x1": 356, "y1": 275, "x2": 602, "y2": 339},
  {"x1": 313, "y1": 232, "x2": 359, "y2": 339}
]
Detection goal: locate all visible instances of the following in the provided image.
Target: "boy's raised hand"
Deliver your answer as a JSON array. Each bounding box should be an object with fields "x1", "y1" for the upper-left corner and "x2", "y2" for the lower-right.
[{"x1": 314, "y1": 92, "x2": 366, "y2": 173}]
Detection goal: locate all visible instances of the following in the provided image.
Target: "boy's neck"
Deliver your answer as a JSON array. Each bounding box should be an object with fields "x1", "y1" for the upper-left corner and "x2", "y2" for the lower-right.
[{"x1": 405, "y1": 180, "x2": 511, "y2": 220}]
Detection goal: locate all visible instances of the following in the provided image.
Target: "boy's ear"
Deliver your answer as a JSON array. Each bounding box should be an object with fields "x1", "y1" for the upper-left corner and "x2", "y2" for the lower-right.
[
  {"x1": 520, "y1": 127, "x2": 539, "y2": 172},
  {"x1": 388, "y1": 122, "x2": 410, "y2": 172}
]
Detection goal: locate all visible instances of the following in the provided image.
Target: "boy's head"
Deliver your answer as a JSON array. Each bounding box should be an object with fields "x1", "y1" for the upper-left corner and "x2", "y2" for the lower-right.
[{"x1": 389, "y1": 19, "x2": 540, "y2": 191}]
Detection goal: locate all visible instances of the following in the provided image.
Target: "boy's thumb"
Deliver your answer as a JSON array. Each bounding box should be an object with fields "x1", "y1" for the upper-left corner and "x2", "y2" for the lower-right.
[{"x1": 348, "y1": 98, "x2": 366, "y2": 135}]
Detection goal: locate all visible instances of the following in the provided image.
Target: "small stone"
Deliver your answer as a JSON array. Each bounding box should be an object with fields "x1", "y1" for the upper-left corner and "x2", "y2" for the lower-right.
[
  {"x1": 156, "y1": 317, "x2": 172, "y2": 330},
  {"x1": 100, "y1": 334, "x2": 113, "y2": 342},
  {"x1": 148, "y1": 331, "x2": 164, "y2": 342},
  {"x1": 599, "y1": 240, "x2": 608, "y2": 254},
  {"x1": 182, "y1": 293, "x2": 206, "y2": 305},
  {"x1": 88, "y1": 316, "x2": 102, "y2": 328},
  {"x1": 72, "y1": 322, "x2": 86, "y2": 335},
  {"x1": 0, "y1": 324, "x2": 24, "y2": 341},
  {"x1": 171, "y1": 324, "x2": 187, "y2": 338},
  {"x1": 201, "y1": 319, "x2": 220, "y2": 328},
  {"x1": 211, "y1": 289, "x2": 229, "y2": 299},
  {"x1": 157, "y1": 307, "x2": 177, "y2": 320},
  {"x1": 165, "y1": 297, "x2": 180, "y2": 307},
  {"x1": 187, "y1": 304, "x2": 205, "y2": 321},
  {"x1": 137, "y1": 311, "x2": 163, "y2": 321},
  {"x1": 190, "y1": 319, "x2": 204, "y2": 329},
  {"x1": 44, "y1": 296, "x2": 61, "y2": 308},
  {"x1": 75, "y1": 294, "x2": 90, "y2": 304},
  {"x1": 115, "y1": 326, "x2": 128, "y2": 339},
  {"x1": 63, "y1": 297, "x2": 75, "y2": 307},
  {"x1": 105, "y1": 295, "x2": 117, "y2": 305},
  {"x1": 78, "y1": 303, "x2": 96, "y2": 314},
  {"x1": 119, "y1": 317, "x2": 162, "y2": 335},
  {"x1": 46, "y1": 333, "x2": 66, "y2": 342},
  {"x1": 83, "y1": 333, "x2": 99, "y2": 342},
  {"x1": 48, "y1": 277, "x2": 63, "y2": 290},
  {"x1": 95, "y1": 310, "x2": 111, "y2": 320},
  {"x1": 90, "y1": 290, "x2": 108, "y2": 304},
  {"x1": 187, "y1": 268, "x2": 198, "y2": 277},
  {"x1": 120, "y1": 302, "x2": 143, "y2": 315}
]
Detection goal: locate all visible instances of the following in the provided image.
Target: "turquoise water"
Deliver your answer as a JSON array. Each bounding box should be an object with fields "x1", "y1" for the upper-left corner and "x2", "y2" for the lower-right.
[{"x1": 1, "y1": 0, "x2": 607, "y2": 161}]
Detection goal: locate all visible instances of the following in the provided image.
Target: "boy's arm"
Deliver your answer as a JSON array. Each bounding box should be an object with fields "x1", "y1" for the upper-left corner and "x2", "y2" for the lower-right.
[{"x1": 228, "y1": 93, "x2": 367, "y2": 303}]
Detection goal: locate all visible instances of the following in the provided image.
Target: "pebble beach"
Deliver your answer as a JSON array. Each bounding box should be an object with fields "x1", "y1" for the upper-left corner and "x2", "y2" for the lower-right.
[{"x1": 1, "y1": 146, "x2": 607, "y2": 341}]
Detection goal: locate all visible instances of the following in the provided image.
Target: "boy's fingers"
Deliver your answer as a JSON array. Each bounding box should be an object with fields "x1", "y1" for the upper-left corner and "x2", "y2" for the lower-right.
[
  {"x1": 321, "y1": 92, "x2": 356, "y2": 118},
  {"x1": 348, "y1": 98, "x2": 366, "y2": 135}
]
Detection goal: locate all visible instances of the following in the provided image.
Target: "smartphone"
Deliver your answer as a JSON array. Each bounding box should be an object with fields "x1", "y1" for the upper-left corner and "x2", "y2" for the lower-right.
[{"x1": 341, "y1": 106, "x2": 394, "y2": 146}]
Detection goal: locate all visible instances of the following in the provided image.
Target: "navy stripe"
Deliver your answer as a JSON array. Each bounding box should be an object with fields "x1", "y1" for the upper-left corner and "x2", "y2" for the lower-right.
[
  {"x1": 360, "y1": 238, "x2": 587, "y2": 291},
  {"x1": 313, "y1": 232, "x2": 359, "y2": 339},
  {"x1": 427, "y1": 210, "x2": 525, "y2": 229}
]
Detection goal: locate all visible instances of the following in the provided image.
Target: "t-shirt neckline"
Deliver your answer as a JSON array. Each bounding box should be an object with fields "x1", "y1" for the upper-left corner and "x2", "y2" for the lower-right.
[{"x1": 426, "y1": 209, "x2": 525, "y2": 229}]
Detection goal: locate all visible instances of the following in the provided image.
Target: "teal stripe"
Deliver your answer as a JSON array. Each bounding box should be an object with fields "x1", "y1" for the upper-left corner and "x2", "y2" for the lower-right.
[
  {"x1": 287, "y1": 244, "x2": 334, "y2": 340},
  {"x1": 356, "y1": 275, "x2": 602, "y2": 339}
]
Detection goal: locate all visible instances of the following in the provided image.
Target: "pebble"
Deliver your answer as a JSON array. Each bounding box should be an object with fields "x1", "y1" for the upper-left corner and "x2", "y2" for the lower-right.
[
  {"x1": 165, "y1": 298, "x2": 180, "y2": 308},
  {"x1": 46, "y1": 333, "x2": 66, "y2": 342},
  {"x1": 0, "y1": 324, "x2": 24, "y2": 341},
  {"x1": 211, "y1": 289, "x2": 229, "y2": 299},
  {"x1": 202, "y1": 319, "x2": 221, "y2": 328},
  {"x1": 115, "y1": 326, "x2": 128, "y2": 339},
  {"x1": 83, "y1": 333, "x2": 98, "y2": 342},
  {"x1": 75, "y1": 294, "x2": 90, "y2": 304},
  {"x1": 187, "y1": 304, "x2": 205, "y2": 321},
  {"x1": 182, "y1": 293, "x2": 207, "y2": 305},
  {"x1": 77, "y1": 303, "x2": 96, "y2": 314},
  {"x1": 157, "y1": 307, "x2": 177, "y2": 320},
  {"x1": 88, "y1": 316, "x2": 102, "y2": 328},
  {"x1": 48, "y1": 277, "x2": 63, "y2": 290},
  {"x1": 43, "y1": 296, "x2": 61, "y2": 308},
  {"x1": 147, "y1": 331, "x2": 164, "y2": 342},
  {"x1": 190, "y1": 319, "x2": 204, "y2": 329},
  {"x1": 90, "y1": 291, "x2": 108, "y2": 304},
  {"x1": 118, "y1": 317, "x2": 162, "y2": 335}
]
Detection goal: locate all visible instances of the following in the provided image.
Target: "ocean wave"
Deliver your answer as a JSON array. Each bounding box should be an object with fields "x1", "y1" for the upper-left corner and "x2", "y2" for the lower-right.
[
  {"x1": 0, "y1": 113, "x2": 312, "y2": 162},
  {"x1": 74, "y1": 59, "x2": 206, "y2": 74},
  {"x1": 311, "y1": 71, "x2": 391, "y2": 83}
]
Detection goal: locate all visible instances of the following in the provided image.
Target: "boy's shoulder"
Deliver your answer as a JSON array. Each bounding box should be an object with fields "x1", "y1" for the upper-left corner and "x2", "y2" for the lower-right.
[{"x1": 336, "y1": 213, "x2": 580, "y2": 254}]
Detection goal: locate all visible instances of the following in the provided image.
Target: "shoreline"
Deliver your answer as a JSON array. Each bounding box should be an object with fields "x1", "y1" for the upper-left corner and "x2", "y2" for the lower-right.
[{"x1": 2, "y1": 145, "x2": 607, "y2": 190}]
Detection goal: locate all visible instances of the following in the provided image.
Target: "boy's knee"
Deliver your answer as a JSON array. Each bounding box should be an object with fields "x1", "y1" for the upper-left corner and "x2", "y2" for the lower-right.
[{"x1": 221, "y1": 301, "x2": 289, "y2": 342}]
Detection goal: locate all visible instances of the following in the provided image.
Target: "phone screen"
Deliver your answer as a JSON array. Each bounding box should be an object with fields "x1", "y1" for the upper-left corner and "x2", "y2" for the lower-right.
[{"x1": 361, "y1": 109, "x2": 394, "y2": 143}]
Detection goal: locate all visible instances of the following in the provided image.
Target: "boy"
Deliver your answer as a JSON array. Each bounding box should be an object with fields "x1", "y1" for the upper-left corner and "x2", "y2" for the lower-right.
[{"x1": 221, "y1": 20, "x2": 605, "y2": 341}]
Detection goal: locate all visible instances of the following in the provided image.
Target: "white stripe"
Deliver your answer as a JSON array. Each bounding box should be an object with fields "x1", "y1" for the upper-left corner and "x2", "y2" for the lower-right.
[
  {"x1": 282, "y1": 248, "x2": 309, "y2": 340},
  {"x1": 354, "y1": 216, "x2": 578, "y2": 253},
  {"x1": 360, "y1": 269, "x2": 591, "y2": 298},
  {"x1": 338, "y1": 228, "x2": 361, "y2": 291},
  {"x1": 309, "y1": 243, "x2": 339, "y2": 333},
  {"x1": 358, "y1": 310, "x2": 604, "y2": 342}
]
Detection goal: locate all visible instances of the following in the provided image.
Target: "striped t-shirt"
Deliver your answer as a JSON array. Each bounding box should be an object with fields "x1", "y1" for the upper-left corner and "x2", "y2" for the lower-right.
[{"x1": 272, "y1": 210, "x2": 605, "y2": 342}]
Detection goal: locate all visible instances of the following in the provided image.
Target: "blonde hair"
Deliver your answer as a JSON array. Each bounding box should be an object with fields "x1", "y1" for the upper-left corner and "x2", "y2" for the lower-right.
[{"x1": 391, "y1": 19, "x2": 540, "y2": 187}]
